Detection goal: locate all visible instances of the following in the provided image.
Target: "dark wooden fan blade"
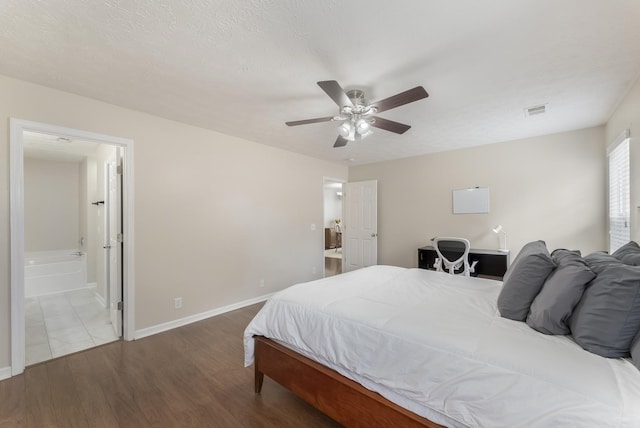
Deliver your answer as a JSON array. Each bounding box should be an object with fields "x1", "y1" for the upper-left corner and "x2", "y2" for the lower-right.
[
  {"x1": 370, "y1": 116, "x2": 411, "y2": 134},
  {"x1": 286, "y1": 116, "x2": 334, "y2": 126},
  {"x1": 318, "y1": 81, "x2": 354, "y2": 109},
  {"x1": 371, "y1": 86, "x2": 428, "y2": 114},
  {"x1": 333, "y1": 136, "x2": 348, "y2": 147}
]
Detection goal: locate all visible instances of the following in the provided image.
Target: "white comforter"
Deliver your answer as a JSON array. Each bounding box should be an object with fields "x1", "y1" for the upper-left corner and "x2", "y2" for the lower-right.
[{"x1": 244, "y1": 265, "x2": 640, "y2": 428}]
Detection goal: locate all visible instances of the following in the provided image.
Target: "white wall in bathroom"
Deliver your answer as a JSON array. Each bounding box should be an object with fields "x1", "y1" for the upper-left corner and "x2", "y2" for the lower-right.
[{"x1": 24, "y1": 157, "x2": 81, "y2": 252}]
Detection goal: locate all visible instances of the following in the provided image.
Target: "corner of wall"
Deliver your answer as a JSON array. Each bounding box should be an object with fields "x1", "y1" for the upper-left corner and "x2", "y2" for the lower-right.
[{"x1": 0, "y1": 366, "x2": 11, "y2": 381}]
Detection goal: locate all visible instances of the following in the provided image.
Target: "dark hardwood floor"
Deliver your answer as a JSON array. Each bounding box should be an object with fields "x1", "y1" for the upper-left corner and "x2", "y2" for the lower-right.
[{"x1": 0, "y1": 303, "x2": 342, "y2": 427}]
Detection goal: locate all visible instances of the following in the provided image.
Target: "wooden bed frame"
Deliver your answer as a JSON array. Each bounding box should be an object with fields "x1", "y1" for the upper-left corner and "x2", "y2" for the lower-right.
[{"x1": 253, "y1": 336, "x2": 444, "y2": 428}]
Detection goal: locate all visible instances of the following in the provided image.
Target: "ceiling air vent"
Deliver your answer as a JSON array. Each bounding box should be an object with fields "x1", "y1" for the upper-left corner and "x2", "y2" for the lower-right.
[{"x1": 524, "y1": 104, "x2": 547, "y2": 117}]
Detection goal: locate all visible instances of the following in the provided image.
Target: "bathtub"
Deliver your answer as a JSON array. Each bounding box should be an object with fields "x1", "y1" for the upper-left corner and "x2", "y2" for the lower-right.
[{"x1": 24, "y1": 250, "x2": 88, "y2": 298}]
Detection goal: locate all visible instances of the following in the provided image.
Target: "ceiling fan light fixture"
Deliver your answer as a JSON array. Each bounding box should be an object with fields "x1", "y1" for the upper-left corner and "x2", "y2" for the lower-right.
[
  {"x1": 338, "y1": 122, "x2": 353, "y2": 139},
  {"x1": 364, "y1": 105, "x2": 378, "y2": 115},
  {"x1": 359, "y1": 129, "x2": 373, "y2": 139},
  {"x1": 355, "y1": 118, "x2": 370, "y2": 135},
  {"x1": 286, "y1": 80, "x2": 429, "y2": 148},
  {"x1": 342, "y1": 106, "x2": 353, "y2": 115}
]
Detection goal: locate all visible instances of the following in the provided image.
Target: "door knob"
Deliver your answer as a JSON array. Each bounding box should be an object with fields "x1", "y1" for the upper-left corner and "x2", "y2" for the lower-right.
[
  {"x1": 103, "y1": 245, "x2": 111, "y2": 249},
  {"x1": 371, "y1": 233, "x2": 378, "y2": 238}
]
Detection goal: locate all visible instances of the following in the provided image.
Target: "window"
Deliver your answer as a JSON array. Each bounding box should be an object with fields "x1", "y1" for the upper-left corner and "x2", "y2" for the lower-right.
[{"x1": 608, "y1": 133, "x2": 630, "y2": 253}]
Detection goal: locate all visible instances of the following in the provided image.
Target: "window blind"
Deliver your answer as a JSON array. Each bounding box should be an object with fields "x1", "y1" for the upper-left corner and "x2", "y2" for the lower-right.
[{"x1": 608, "y1": 137, "x2": 630, "y2": 253}]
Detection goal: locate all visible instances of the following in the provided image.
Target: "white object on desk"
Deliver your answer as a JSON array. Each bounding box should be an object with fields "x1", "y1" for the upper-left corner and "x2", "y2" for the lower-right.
[{"x1": 492, "y1": 225, "x2": 508, "y2": 252}]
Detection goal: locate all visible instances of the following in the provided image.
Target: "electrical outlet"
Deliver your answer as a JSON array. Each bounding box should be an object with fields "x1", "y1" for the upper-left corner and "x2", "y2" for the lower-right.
[
  {"x1": 174, "y1": 297, "x2": 182, "y2": 309},
  {"x1": 311, "y1": 266, "x2": 317, "y2": 275},
  {"x1": 259, "y1": 279, "x2": 265, "y2": 288}
]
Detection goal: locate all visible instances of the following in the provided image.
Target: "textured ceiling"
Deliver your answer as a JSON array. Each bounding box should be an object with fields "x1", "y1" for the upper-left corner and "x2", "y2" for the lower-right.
[{"x1": 1, "y1": 0, "x2": 639, "y2": 165}]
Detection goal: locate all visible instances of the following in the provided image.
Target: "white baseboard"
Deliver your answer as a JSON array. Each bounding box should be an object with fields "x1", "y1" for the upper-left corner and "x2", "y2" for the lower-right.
[
  {"x1": 134, "y1": 293, "x2": 273, "y2": 340},
  {"x1": 94, "y1": 288, "x2": 106, "y2": 308},
  {"x1": 0, "y1": 366, "x2": 12, "y2": 381}
]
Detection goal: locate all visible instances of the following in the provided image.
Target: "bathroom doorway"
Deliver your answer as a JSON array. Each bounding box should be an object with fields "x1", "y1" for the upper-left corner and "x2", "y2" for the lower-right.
[
  {"x1": 323, "y1": 178, "x2": 345, "y2": 277},
  {"x1": 23, "y1": 132, "x2": 120, "y2": 365},
  {"x1": 10, "y1": 119, "x2": 135, "y2": 376}
]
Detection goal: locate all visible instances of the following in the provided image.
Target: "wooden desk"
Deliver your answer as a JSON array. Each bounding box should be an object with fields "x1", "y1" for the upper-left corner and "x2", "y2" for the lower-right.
[{"x1": 418, "y1": 246, "x2": 510, "y2": 279}]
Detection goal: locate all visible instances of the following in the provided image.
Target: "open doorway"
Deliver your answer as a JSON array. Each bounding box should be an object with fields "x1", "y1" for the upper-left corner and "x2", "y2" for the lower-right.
[
  {"x1": 323, "y1": 178, "x2": 345, "y2": 277},
  {"x1": 22, "y1": 132, "x2": 120, "y2": 365},
  {"x1": 10, "y1": 119, "x2": 135, "y2": 376}
]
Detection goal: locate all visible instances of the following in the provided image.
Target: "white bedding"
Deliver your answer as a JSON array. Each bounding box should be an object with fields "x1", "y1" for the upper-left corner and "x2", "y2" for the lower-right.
[{"x1": 243, "y1": 265, "x2": 640, "y2": 428}]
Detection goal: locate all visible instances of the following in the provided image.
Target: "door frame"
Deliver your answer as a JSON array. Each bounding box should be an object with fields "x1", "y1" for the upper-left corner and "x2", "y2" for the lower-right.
[
  {"x1": 9, "y1": 118, "x2": 136, "y2": 376},
  {"x1": 322, "y1": 177, "x2": 346, "y2": 277}
]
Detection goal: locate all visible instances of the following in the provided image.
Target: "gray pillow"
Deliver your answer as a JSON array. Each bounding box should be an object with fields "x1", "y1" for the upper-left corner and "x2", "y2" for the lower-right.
[
  {"x1": 569, "y1": 254, "x2": 640, "y2": 358},
  {"x1": 526, "y1": 250, "x2": 595, "y2": 335},
  {"x1": 551, "y1": 248, "x2": 582, "y2": 264},
  {"x1": 612, "y1": 241, "x2": 640, "y2": 261},
  {"x1": 582, "y1": 251, "x2": 618, "y2": 269},
  {"x1": 632, "y1": 331, "x2": 640, "y2": 370},
  {"x1": 621, "y1": 252, "x2": 640, "y2": 266},
  {"x1": 498, "y1": 241, "x2": 556, "y2": 321}
]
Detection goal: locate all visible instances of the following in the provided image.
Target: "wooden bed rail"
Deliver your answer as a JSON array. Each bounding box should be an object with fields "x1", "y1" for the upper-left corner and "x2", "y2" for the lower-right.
[{"x1": 253, "y1": 336, "x2": 443, "y2": 428}]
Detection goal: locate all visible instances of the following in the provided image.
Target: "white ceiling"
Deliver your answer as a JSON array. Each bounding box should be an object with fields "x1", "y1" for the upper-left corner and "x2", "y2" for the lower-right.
[
  {"x1": 23, "y1": 131, "x2": 101, "y2": 162},
  {"x1": 2, "y1": 1, "x2": 639, "y2": 165}
]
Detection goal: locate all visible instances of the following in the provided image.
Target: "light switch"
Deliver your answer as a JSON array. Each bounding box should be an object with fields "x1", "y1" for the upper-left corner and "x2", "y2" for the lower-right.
[{"x1": 310, "y1": 223, "x2": 316, "y2": 231}]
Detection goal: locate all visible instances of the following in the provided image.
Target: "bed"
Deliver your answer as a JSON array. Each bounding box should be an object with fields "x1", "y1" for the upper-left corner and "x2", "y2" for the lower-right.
[{"x1": 243, "y1": 265, "x2": 640, "y2": 427}]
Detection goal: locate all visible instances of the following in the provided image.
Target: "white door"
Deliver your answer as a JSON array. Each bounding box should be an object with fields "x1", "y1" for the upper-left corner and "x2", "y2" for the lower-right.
[
  {"x1": 105, "y1": 150, "x2": 123, "y2": 337},
  {"x1": 343, "y1": 180, "x2": 378, "y2": 272}
]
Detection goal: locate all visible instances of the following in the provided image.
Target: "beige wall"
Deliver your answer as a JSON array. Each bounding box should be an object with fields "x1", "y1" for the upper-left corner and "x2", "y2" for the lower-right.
[
  {"x1": 349, "y1": 127, "x2": 607, "y2": 268},
  {"x1": 0, "y1": 74, "x2": 347, "y2": 368},
  {"x1": 24, "y1": 157, "x2": 81, "y2": 252},
  {"x1": 606, "y1": 76, "x2": 640, "y2": 244}
]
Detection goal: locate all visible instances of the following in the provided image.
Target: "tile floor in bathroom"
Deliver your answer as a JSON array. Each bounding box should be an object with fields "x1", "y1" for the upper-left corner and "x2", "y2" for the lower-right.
[{"x1": 25, "y1": 287, "x2": 120, "y2": 366}]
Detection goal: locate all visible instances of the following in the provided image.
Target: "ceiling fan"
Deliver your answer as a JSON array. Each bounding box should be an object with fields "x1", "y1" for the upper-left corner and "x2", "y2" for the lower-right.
[{"x1": 286, "y1": 80, "x2": 429, "y2": 147}]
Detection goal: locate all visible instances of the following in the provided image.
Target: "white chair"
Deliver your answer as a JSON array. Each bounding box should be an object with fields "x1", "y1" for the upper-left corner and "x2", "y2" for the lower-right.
[{"x1": 433, "y1": 237, "x2": 476, "y2": 276}]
